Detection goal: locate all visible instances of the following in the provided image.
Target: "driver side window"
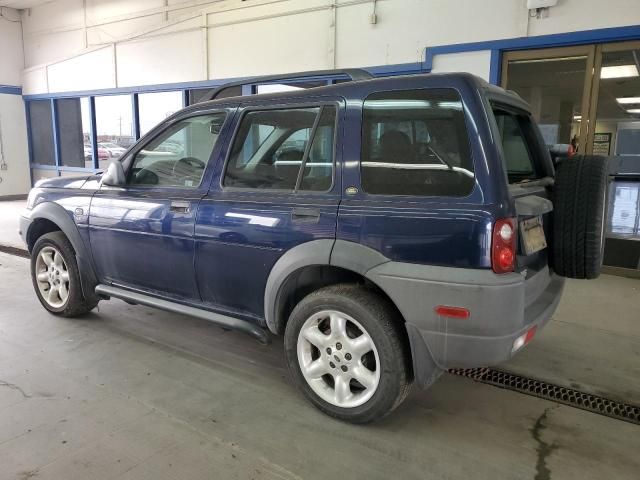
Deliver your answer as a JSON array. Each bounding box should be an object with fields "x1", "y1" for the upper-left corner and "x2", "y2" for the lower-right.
[{"x1": 128, "y1": 112, "x2": 226, "y2": 188}]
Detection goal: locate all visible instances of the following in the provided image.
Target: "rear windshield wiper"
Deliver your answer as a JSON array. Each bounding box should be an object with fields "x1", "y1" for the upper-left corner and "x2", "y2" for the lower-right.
[{"x1": 426, "y1": 143, "x2": 454, "y2": 171}]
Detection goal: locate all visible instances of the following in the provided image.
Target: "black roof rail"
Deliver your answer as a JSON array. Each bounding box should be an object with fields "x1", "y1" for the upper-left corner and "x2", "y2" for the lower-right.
[{"x1": 204, "y1": 68, "x2": 373, "y2": 101}]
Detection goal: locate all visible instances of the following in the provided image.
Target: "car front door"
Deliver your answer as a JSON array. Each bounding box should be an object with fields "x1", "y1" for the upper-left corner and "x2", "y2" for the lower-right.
[
  {"x1": 88, "y1": 108, "x2": 235, "y2": 301},
  {"x1": 194, "y1": 99, "x2": 343, "y2": 320}
]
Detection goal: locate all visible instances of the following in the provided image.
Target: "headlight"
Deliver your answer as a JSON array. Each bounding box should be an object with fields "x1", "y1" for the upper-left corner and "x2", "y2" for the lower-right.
[{"x1": 26, "y1": 188, "x2": 41, "y2": 210}]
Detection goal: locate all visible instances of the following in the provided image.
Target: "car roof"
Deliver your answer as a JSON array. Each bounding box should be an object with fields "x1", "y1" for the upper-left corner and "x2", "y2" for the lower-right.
[{"x1": 189, "y1": 72, "x2": 488, "y2": 107}]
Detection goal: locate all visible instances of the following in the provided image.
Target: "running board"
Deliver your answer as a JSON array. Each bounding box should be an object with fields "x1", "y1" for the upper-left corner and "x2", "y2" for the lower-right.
[{"x1": 95, "y1": 284, "x2": 270, "y2": 344}]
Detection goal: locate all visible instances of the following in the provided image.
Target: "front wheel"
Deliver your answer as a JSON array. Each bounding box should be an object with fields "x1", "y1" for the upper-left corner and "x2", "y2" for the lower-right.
[
  {"x1": 31, "y1": 231, "x2": 98, "y2": 316},
  {"x1": 284, "y1": 285, "x2": 412, "y2": 423}
]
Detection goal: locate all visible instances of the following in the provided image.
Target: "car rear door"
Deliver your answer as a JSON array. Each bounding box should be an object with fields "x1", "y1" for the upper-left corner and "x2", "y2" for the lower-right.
[
  {"x1": 88, "y1": 107, "x2": 236, "y2": 301},
  {"x1": 194, "y1": 97, "x2": 343, "y2": 320},
  {"x1": 489, "y1": 102, "x2": 556, "y2": 277}
]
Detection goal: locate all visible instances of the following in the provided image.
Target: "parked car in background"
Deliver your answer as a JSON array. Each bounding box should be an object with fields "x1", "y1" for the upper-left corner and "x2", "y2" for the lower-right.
[
  {"x1": 20, "y1": 70, "x2": 610, "y2": 423},
  {"x1": 98, "y1": 142, "x2": 127, "y2": 158},
  {"x1": 84, "y1": 144, "x2": 110, "y2": 163}
]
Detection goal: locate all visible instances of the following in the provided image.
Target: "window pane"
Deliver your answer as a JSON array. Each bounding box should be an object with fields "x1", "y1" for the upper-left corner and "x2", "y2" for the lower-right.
[
  {"x1": 594, "y1": 48, "x2": 640, "y2": 158},
  {"x1": 28, "y1": 100, "x2": 55, "y2": 166},
  {"x1": 57, "y1": 98, "x2": 91, "y2": 168},
  {"x1": 361, "y1": 89, "x2": 474, "y2": 197},
  {"x1": 223, "y1": 107, "x2": 321, "y2": 190},
  {"x1": 128, "y1": 113, "x2": 226, "y2": 188},
  {"x1": 138, "y1": 91, "x2": 183, "y2": 136},
  {"x1": 300, "y1": 107, "x2": 335, "y2": 191},
  {"x1": 95, "y1": 95, "x2": 134, "y2": 170},
  {"x1": 607, "y1": 181, "x2": 640, "y2": 237},
  {"x1": 505, "y1": 55, "x2": 587, "y2": 148},
  {"x1": 492, "y1": 109, "x2": 539, "y2": 183}
]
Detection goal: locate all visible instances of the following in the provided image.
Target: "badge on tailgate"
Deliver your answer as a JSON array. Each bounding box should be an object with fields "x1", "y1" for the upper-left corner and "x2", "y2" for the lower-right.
[{"x1": 520, "y1": 216, "x2": 547, "y2": 255}]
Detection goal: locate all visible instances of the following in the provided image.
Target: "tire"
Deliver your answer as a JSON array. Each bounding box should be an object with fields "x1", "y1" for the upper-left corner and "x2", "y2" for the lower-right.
[
  {"x1": 284, "y1": 284, "x2": 413, "y2": 424},
  {"x1": 31, "y1": 231, "x2": 98, "y2": 316},
  {"x1": 552, "y1": 155, "x2": 609, "y2": 279}
]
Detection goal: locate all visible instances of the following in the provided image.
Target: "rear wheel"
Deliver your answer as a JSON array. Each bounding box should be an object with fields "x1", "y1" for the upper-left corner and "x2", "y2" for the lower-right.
[
  {"x1": 552, "y1": 155, "x2": 609, "y2": 279},
  {"x1": 284, "y1": 284, "x2": 412, "y2": 423},
  {"x1": 31, "y1": 231, "x2": 98, "y2": 316}
]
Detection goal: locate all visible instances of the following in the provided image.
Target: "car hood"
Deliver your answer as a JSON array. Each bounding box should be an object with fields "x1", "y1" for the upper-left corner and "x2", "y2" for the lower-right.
[{"x1": 35, "y1": 174, "x2": 94, "y2": 189}]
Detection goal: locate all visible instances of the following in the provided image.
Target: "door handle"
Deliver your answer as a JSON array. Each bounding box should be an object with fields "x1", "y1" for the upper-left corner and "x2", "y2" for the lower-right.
[
  {"x1": 292, "y1": 207, "x2": 320, "y2": 224},
  {"x1": 169, "y1": 200, "x2": 190, "y2": 214}
]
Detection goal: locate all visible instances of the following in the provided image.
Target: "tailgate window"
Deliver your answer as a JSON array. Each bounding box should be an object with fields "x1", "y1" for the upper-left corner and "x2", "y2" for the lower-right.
[{"x1": 493, "y1": 108, "x2": 543, "y2": 184}]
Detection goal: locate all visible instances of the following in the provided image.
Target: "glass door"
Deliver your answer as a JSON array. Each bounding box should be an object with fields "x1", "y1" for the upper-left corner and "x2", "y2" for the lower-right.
[
  {"x1": 502, "y1": 46, "x2": 596, "y2": 154},
  {"x1": 587, "y1": 41, "x2": 640, "y2": 265}
]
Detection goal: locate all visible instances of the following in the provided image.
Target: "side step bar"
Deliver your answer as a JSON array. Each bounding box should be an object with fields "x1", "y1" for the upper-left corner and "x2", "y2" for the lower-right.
[{"x1": 95, "y1": 284, "x2": 270, "y2": 344}]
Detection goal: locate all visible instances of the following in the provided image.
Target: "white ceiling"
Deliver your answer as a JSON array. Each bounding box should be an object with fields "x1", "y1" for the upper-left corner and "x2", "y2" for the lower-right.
[{"x1": 0, "y1": 0, "x2": 53, "y2": 9}]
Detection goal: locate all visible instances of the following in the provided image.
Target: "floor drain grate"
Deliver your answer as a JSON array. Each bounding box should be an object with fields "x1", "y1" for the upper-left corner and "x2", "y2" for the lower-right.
[{"x1": 449, "y1": 368, "x2": 640, "y2": 425}]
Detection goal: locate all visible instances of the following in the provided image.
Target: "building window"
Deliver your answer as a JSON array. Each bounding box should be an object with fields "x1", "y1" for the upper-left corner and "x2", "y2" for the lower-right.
[
  {"x1": 138, "y1": 91, "x2": 183, "y2": 136},
  {"x1": 56, "y1": 97, "x2": 91, "y2": 168},
  {"x1": 95, "y1": 95, "x2": 134, "y2": 170},
  {"x1": 28, "y1": 100, "x2": 55, "y2": 166},
  {"x1": 361, "y1": 88, "x2": 474, "y2": 197},
  {"x1": 223, "y1": 106, "x2": 336, "y2": 191}
]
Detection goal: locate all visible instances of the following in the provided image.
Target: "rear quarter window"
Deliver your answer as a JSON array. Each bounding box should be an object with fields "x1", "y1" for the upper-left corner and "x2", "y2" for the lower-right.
[
  {"x1": 492, "y1": 107, "x2": 545, "y2": 184},
  {"x1": 361, "y1": 88, "x2": 475, "y2": 197}
]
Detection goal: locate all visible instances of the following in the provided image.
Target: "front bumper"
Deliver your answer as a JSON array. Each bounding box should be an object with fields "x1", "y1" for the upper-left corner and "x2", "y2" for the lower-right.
[
  {"x1": 18, "y1": 213, "x2": 32, "y2": 248},
  {"x1": 366, "y1": 262, "x2": 565, "y2": 386}
]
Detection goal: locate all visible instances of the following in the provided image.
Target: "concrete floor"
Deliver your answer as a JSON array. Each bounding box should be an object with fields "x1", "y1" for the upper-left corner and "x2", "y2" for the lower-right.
[
  {"x1": 0, "y1": 200, "x2": 24, "y2": 249},
  {"x1": 1, "y1": 252, "x2": 639, "y2": 480}
]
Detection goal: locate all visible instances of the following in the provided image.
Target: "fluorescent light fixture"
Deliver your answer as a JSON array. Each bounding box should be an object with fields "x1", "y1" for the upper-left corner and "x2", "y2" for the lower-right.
[
  {"x1": 627, "y1": 108, "x2": 640, "y2": 114},
  {"x1": 573, "y1": 115, "x2": 582, "y2": 121},
  {"x1": 617, "y1": 97, "x2": 640, "y2": 104},
  {"x1": 600, "y1": 65, "x2": 639, "y2": 79}
]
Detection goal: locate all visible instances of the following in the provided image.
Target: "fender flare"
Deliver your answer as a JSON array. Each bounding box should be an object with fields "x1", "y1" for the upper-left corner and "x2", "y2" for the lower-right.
[
  {"x1": 263, "y1": 239, "x2": 390, "y2": 334},
  {"x1": 264, "y1": 239, "x2": 334, "y2": 334},
  {"x1": 27, "y1": 202, "x2": 100, "y2": 303}
]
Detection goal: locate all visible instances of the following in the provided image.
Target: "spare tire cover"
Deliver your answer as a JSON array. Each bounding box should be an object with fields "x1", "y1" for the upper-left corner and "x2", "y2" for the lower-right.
[{"x1": 552, "y1": 155, "x2": 609, "y2": 279}]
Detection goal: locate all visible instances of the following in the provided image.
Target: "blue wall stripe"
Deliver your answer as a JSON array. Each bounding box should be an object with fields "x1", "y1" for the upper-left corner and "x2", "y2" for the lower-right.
[
  {"x1": 424, "y1": 24, "x2": 640, "y2": 84},
  {"x1": 50, "y1": 99, "x2": 61, "y2": 175},
  {"x1": 89, "y1": 96, "x2": 98, "y2": 169},
  {"x1": 0, "y1": 85, "x2": 22, "y2": 95}
]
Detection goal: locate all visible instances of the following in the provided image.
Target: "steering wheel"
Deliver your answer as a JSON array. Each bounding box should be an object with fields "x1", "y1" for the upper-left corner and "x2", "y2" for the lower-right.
[{"x1": 172, "y1": 156, "x2": 206, "y2": 175}]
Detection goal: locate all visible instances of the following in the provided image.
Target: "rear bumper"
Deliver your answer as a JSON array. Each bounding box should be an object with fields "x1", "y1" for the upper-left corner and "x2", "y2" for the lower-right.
[{"x1": 366, "y1": 263, "x2": 564, "y2": 386}]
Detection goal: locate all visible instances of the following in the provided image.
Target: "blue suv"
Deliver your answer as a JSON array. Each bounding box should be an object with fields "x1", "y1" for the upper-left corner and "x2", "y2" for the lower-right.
[{"x1": 20, "y1": 70, "x2": 608, "y2": 423}]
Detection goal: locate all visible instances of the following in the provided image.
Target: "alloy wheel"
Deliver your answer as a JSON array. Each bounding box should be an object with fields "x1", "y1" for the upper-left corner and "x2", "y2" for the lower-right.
[
  {"x1": 297, "y1": 310, "x2": 380, "y2": 408},
  {"x1": 35, "y1": 246, "x2": 70, "y2": 309}
]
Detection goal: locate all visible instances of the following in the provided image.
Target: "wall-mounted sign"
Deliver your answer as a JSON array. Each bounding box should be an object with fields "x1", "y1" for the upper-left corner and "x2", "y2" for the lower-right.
[{"x1": 593, "y1": 132, "x2": 612, "y2": 155}]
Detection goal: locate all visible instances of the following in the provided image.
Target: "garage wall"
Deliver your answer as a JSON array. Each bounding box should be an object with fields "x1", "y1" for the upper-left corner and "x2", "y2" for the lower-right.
[
  {"x1": 18, "y1": 0, "x2": 640, "y2": 95},
  {"x1": 0, "y1": 8, "x2": 30, "y2": 198}
]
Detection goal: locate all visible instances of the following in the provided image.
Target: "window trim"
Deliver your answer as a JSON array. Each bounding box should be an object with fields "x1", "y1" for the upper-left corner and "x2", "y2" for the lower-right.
[
  {"x1": 359, "y1": 87, "x2": 476, "y2": 199},
  {"x1": 220, "y1": 101, "x2": 340, "y2": 195},
  {"x1": 120, "y1": 109, "x2": 230, "y2": 191}
]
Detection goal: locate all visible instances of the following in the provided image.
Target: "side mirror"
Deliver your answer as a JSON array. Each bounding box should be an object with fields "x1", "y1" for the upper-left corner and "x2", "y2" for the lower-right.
[{"x1": 101, "y1": 161, "x2": 126, "y2": 186}]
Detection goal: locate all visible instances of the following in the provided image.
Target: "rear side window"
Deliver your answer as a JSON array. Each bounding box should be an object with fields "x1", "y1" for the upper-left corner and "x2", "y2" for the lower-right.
[
  {"x1": 492, "y1": 108, "x2": 540, "y2": 183},
  {"x1": 223, "y1": 106, "x2": 336, "y2": 191},
  {"x1": 361, "y1": 89, "x2": 474, "y2": 197}
]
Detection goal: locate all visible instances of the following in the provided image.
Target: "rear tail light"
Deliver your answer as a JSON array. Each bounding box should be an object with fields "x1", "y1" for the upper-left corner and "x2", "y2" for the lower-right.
[
  {"x1": 492, "y1": 218, "x2": 516, "y2": 274},
  {"x1": 512, "y1": 325, "x2": 537, "y2": 353}
]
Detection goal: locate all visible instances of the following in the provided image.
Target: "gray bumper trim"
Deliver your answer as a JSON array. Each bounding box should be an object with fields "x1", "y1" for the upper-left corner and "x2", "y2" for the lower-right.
[{"x1": 365, "y1": 262, "x2": 564, "y2": 378}]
